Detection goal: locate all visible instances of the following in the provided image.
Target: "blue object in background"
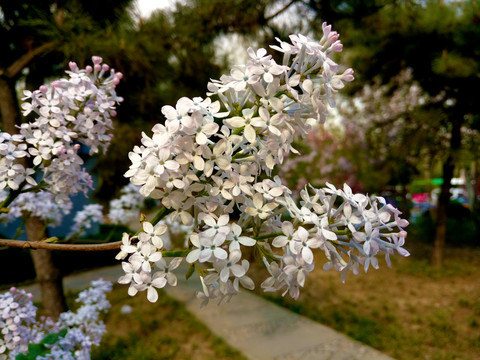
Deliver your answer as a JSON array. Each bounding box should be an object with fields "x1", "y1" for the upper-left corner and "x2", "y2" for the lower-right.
[{"x1": 0, "y1": 154, "x2": 101, "y2": 240}]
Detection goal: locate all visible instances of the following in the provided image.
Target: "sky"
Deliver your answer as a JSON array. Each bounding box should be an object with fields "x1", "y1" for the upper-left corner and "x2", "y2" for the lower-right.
[{"x1": 135, "y1": 0, "x2": 177, "y2": 18}]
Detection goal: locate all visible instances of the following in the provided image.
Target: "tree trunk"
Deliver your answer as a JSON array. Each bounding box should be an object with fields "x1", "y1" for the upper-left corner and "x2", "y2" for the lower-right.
[
  {"x1": 25, "y1": 217, "x2": 67, "y2": 320},
  {"x1": 0, "y1": 74, "x2": 67, "y2": 320},
  {"x1": 432, "y1": 117, "x2": 462, "y2": 268},
  {"x1": 431, "y1": 160, "x2": 453, "y2": 267},
  {"x1": 0, "y1": 76, "x2": 22, "y2": 134}
]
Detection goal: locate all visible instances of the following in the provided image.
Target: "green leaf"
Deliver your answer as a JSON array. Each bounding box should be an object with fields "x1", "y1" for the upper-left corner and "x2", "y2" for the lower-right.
[
  {"x1": 185, "y1": 263, "x2": 195, "y2": 280},
  {"x1": 40, "y1": 328, "x2": 67, "y2": 344},
  {"x1": 16, "y1": 343, "x2": 45, "y2": 360},
  {"x1": 15, "y1": 328, "x2": 69, "y2": 360}
]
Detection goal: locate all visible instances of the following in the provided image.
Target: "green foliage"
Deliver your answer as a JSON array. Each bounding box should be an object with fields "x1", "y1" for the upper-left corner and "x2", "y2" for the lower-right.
[
  {"x1": 413, "y1": 202, "x2": 480, "y2": 247},
  {"x1": 15, "y1": 328, "x2": 68, "y2": 360},
  {"x1": 432, "y1": 52, "x2": 479, "y2": 78}
]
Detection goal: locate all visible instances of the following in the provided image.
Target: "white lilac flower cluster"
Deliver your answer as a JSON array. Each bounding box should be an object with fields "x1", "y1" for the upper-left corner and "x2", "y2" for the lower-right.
[
  {"x1": 0, "y1": 56, "x2": 123, "y2": 204},
  {"x1": 68, "y1": 204, "x2": 104, "y2": 237},
  {"x1": 117, "y1": 24, "x2": 410, "y2": 304},
  {"x1": 107, "y1": 183, "x2": 145, "y2": 225},
  {"x1": 0, "y1": 279, "x2": 111, "y2": 360},
  {"x1": 0, "y1": 189, "x2": 71, "y2": 225}
]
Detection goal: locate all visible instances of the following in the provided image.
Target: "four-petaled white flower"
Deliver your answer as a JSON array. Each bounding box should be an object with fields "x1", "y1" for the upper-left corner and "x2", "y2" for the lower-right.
[
  {"x1": 155, "y1": 257, "x2": 183, "y2": 286},
  {"x1": 245, "y1": 193, "x2": 278, "y2": 220},
  {"x1": 138, "y1": 221, "x2": 167, "y2": 249},
  {"x1": 226, "y1": 223, "x2": 256, "y2": 252},
  {"x1": 219, "y1": 250, "x2": 246, "y2": 283}
]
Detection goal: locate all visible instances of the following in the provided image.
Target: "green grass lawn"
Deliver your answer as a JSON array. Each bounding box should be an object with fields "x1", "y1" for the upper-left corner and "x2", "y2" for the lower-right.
[
  {"x1": 253, "y1": 240, "x2": 480, "y2": 360},
  {"x1": 91, "y1": 285, "x2": 247, "y2": 360}
]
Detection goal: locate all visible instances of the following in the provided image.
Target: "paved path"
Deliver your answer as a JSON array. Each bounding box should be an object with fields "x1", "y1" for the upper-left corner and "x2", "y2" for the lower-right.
[{"x1": 22, "y1": 265, "x2": 394, "y2": 360}]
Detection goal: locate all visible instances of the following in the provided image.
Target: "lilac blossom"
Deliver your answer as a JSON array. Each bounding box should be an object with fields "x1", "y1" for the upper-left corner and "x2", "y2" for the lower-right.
[
  {"x1": 118, "y1": 24, "x2": 410, "y2": 305},
  {"x1": 0, "y1": 280, "x2": 111, "y2": 360},
  {"x1": 1, "y1": 56, "x2": 122, "y2": 204}
]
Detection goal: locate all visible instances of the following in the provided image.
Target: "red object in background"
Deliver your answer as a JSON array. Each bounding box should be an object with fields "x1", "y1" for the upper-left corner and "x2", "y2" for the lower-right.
[{"x1": 412, "y1": 193, "x2": 429, "y2": 204}]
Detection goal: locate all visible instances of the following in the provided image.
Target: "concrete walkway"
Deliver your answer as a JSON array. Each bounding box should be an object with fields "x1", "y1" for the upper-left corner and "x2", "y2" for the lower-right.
[{"x1": 22, "y1": 265, "x2": 394, "y2": 360}]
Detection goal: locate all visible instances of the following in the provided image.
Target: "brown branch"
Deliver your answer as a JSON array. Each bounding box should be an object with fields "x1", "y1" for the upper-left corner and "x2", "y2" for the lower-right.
[
  {"x1": 265, "y1": 0, "x2": 299, "y2": 22},
  {"x1": 0, "y1": 238, "x2": 122, "y2": 251},
  {"x1": 0, "y1": 41, "x2": 58, "y2": 79}
]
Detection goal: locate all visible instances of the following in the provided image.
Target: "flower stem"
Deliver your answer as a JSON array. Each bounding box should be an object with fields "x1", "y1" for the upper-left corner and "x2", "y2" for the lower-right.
[
  {"x1": 134, "y1": 206, "x2": 174, "y2": 236},
  {"x1": 254, "y1": 232, "x2": 283, "y2": 241},
  {"x1": 162, "y1": 249, "x2": 191, "y2": 257}
]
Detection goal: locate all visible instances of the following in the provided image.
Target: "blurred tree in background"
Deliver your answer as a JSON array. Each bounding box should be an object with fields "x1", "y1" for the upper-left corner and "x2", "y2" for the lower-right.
[{"x1": 300, "y1": 0, "x2": 480, "y2": 267}]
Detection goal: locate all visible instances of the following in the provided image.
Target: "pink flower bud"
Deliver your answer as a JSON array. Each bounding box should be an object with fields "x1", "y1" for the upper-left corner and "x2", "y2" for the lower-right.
[
  {"x1": 94, "y1": 64, "x2": 102, "y2": 72},
  {"x1": 69, "y1": 61, "x2": 78, "y2": 71},
  {"x1": 102, "y1": 64, "x2": 109, "y2": 72},
  {"x1": 51, "y1": 80, "x2": 61, "y2": 88},
  {"x1": 340, "y1": 68, "x2": 354, "y2": 82},
  {"x1": 55, "y1": 145, "x2": 66, "y2": 155},
  {"x1": 92, "y1": 56, "x2": 103, "y2": 64},
  {"x1": 116, "y1": 72, "x2": 123, "y2": 79},
  {"x1": 39, "y1": 85, "x2": 48, "y2": 93},
  {"x1": 329, "y1": 40, "x2": 343, "y2": 53},
  {"x1": 113, "y1": 78, "x2": 120, "y2": 85},
  {"x1": 86, "y1": 65, "x2": 93, "y2": 73},
  {"x1": 10, "y1": 287, "x2": 16, "y2": 292},
  {"x1": 399, "y1": 231, "x2": 407, "y2": 239},
  {"x1": 322, "y1": 22, "x2": 331, "y2": 37},
  {"x1": 327, "y1": 31, "x2": 339, "y2": 43}
]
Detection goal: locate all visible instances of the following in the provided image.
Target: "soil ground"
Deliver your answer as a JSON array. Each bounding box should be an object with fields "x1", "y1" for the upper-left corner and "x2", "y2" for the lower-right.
[{"x1": 253, "y1": 241, "x2": 480, "y2": 360}]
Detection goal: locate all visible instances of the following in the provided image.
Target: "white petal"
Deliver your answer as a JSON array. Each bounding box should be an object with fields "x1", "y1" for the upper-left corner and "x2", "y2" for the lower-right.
[
  {"x1": 202, "y1": 122, "x2": 219, "y2": 135},
  {"x1": 216, "y1": 157, "x2": 231, "y2": 170},
  {"x1": 220, "y1": 267, "x2": 230, "y2": 283},
  {"x1": 164, "y1": 160, "x2": 180, "y2": 170},
  {"x1": 168, "y1": 257, "x2": 183, "y2": 270},
  {"x1": 196, "y1": 132, "x2": 208, "y2": 145},
  {"x1": 218, "y1": 214, "x2": 229, "y2": 226},
  {"x1": 302, "y1": 247, "x2": 314, "y2": 264},
  {"x1": 143, "y1": 222, "x2": 154, "y2": 234},
  {"x1": 244, "y1": 124, "x2": 256, "y2": 143},
  {"x1": 322, "y1": 228, "x2": 337, "y2": 241},
  {"x1": 229, "y1": 249, "x2": 242, "y2": 263},
  {"x1": 239, "y1": 236, "x2": 256, "y2": 246},
  {"x1": 147, "y1": 286, "x2": 159, "y2": 302},
  {"x1": 151, "y1": 277, "x2": 167, "y2": 288},
  {"x1": 213, "y1": 248, "x2": 227, "y2": 260},
  {"x1": 149, "y1": 252, "x2": 163, "y2": 262},
  {"x1": 186, "y1": 249, "x2": 200, "y2": 263},
  {"x1": 225, "y1": 117, "x2": 246, "y2": 128},
  {"x1": 240, "y1": 276, "x2": 255, "y2": 290},
  {"x1": 128, "y1": 285, "x2": 138, "y2": 296},
  {"x1": 166, "y1": 272, "x2": 177, "y2": 286},
  {"x1": 231, "y1": 264, "x2": 246, "y2": 278},
  {"x1": 193, "y1": 155, "x2": 205, "y2": 171},
  {"x1": 297, "y1": 270, "x2": 306, "y2": 287}
]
